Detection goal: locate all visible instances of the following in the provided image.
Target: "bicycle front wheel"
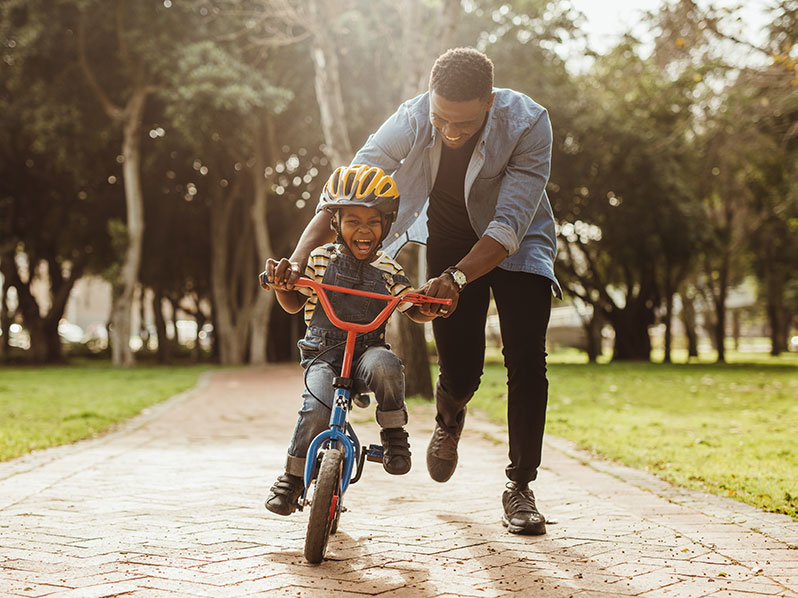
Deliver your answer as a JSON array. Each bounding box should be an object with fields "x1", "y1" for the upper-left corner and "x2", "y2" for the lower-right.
[{"x1": 304, "y1": 448, "x2": 343, "y2": 563}]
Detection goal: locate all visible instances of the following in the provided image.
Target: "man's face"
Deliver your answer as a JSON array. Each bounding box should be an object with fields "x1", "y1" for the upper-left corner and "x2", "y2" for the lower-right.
[
  {"x1": 429, "y1": 91, "x2": 495, "y2": 149},
  {"x1": 337, "y1": 206, "x2": 384, "y2": 260}
]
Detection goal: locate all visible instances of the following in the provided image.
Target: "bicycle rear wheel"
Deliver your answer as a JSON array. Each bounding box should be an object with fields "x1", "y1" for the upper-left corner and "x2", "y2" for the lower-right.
[{"x1": 304, "y1": 448, "x2": 343, "y2": 563}]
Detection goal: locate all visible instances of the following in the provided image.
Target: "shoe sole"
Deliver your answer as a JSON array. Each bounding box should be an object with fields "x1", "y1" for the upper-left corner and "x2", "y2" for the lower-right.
[
  {"x1": 264, "y1": 500, "x2": 296, "y2": 516},
  {"x1": 501, "y1": 515, "x2": 546, "y2": 535},
  {"x1": 383, "y1": 461, "x2": 412, "y2": 475},
  {"x1": 426, "y1": 455, "x2": 457, "y2": 482}
]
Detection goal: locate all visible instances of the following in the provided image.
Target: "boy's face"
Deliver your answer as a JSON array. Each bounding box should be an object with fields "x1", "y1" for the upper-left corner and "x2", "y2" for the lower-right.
[{"x1": 337, "y1": 206, "x2": 384, "y2": 260}]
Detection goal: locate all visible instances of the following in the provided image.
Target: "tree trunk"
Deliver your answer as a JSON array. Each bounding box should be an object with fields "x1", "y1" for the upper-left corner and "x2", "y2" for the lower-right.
[
  {"x1": 608, "y1": 304, "x2": 652, "y2": 361},
  {"x1": 582, "y1": 308, "x2": 604, "y2": 363},
  {"x1": 663, "y1": 291, "x2": 674, "y2": 363},
  {"x1": 0, "y1": 255, "x2": 81, "y2": 363},
  {"x1": 249, "y1": 123, "x2": 276, "y2": 365},
  {"x1": 138, "y1": 292, "x2": 149, "y2": 348},
  {"x1": 389, "y1": 243, "x2": 434, "y2": 398},
  {"x1": 387, "y1": 314, "x2": 433, "y2": 399},
  {"x1": 680, "y1": 291, "x2": 699, "y2": 358},
  {"x1": 434, "y1": 0, "x2": 461, "y2": 55},
  {"x1": 714, "y1": 261, "x2": 729, "y2": 363},
  {"x1": 209, "y1": 185, "x2": 255, "y2": 365},
  {"x1": 307, "y1": 0, "x2": 353, "y2": 167},
  {"x1": 193, "y1": 306, "x2": 207, "y2": 362},
  {"x1": 152, "y1": 288, "x2": 171, "y2": 364},
  {"x1": 765, "y1": 270, "x2": 788, "y2": 356},
  {"x1": 399, "y1": 0, "x2": 427, "y2": 99},
  {"x1": 109, "y1": 87, "x2": 148, "y2": 367},
  {"x1": 0, "y1": 274, "x2": 10, "y2": 359}
]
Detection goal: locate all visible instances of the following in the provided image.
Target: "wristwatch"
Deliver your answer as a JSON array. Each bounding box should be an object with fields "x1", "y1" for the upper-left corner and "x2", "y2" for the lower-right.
[{"x1": 443, "y1": 267, "x2": 467, "y2": 292}]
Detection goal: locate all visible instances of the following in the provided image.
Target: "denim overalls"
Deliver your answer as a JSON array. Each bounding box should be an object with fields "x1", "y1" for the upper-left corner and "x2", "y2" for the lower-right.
[{"x1": 285, "y1": 246, "x2": 408, "y2": 478}]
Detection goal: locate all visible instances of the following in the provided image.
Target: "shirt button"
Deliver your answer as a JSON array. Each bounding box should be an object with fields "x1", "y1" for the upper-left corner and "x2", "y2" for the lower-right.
[{"x1": 379, "y1": 333, "x2": 384, "y2": 339}]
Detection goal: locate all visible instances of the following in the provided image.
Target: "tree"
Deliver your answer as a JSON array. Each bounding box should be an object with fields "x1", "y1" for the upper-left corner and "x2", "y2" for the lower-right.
[
  {"x1": 0, "y1": 0, "x2": 119, "y2": 363},
  {"x1": 159, "y1": 15, "x2": 319, "y2": 363},
  {"x1": 651, "y1": 0, "x2": 796, "y2": 361},
  {"x1": 549, "y1": 35, "x2": 706, "y2": 361},
  {"x1": 742, "y1": 2, "x2": 798, "y2": 355},
  {"x1": 73, "y1": 1, "x2": 196, "y2": 366}
]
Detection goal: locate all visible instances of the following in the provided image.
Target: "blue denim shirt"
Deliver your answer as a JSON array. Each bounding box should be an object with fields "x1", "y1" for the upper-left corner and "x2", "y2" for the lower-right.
[{"x1": 350, "y1": 88, "x2": 561, "y2": 298}]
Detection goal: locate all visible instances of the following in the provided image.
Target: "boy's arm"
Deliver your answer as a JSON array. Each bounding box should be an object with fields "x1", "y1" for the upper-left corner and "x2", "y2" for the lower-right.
[{"x1": 273, "y1": 288, "x2": 308, "y2": 314}]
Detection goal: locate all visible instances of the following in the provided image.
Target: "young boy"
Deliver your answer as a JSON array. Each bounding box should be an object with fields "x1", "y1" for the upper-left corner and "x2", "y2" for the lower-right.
[{"x1": 263, "y1": 164, "x2": 437, "y2": 516}]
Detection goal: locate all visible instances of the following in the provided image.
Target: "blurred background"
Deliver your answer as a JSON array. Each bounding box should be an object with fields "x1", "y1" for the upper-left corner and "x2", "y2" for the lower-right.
[{"x1": 0, "y1": 0, "x2": 795, "y2": 381}]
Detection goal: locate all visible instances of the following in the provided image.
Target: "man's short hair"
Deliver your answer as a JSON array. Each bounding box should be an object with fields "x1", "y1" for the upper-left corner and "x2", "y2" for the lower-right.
[{"x1": 429, "y1": 48, "x2": 494, "y2": 102}]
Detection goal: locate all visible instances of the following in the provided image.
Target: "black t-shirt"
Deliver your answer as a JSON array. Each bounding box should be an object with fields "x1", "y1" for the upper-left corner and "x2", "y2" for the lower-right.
[{"x1": 427, "y1": 127, "x2": 484, "y2": 254}]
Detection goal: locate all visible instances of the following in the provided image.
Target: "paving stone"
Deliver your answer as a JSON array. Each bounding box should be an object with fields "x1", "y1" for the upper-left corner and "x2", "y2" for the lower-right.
[{"x1": 0, "y1": 367, "x2": 797, "y2": 597}]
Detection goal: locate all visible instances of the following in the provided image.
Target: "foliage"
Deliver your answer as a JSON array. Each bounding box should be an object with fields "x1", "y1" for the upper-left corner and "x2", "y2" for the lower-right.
[{"x1": 1, "y1": 0, "x2": 795, "y2": 364}]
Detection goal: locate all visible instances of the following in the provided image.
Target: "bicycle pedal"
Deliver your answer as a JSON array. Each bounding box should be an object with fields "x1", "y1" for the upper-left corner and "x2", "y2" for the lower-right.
[{"x1": 365, "y1": 443, "x2": 384, "y2": 463}]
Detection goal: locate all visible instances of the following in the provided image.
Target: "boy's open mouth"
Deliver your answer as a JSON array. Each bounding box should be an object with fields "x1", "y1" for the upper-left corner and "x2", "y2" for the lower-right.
[{"x1": 353, "y1": 239, "x2": 374, "y2": 254}]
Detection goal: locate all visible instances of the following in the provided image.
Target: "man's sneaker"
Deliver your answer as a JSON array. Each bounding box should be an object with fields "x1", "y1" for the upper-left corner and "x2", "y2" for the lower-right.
[
  {"x1": 380, "y1": 427, "x2": 411, "y2": 475},
  {"x1": 264, "y1": 473, "x2": 304, "y2": 516},
  {"x1": 501, "y1": 482, "x2": 546, "y2": 535},
  {"x1": 426, "y1": 424, "x2": 460, "y2": 482}
]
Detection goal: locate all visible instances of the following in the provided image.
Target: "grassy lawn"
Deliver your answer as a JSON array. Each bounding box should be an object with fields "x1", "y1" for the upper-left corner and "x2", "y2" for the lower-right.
[
  {"x1": 465, "y1": 352, "x2": 798, "y2": 518},
  {"x1": 0, "y1": 364, "x2": 210, "y2": 461}
]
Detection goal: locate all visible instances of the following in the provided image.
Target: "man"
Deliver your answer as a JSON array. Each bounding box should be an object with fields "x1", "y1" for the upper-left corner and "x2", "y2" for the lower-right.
[{"x1": 272, "y1": 48, "x2": 560, "y2": 535}]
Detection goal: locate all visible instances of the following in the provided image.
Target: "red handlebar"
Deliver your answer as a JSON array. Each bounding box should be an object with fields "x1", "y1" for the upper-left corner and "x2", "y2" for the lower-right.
[{"x1": 259, "y1": 272, "x2": 451, "y2": 334}]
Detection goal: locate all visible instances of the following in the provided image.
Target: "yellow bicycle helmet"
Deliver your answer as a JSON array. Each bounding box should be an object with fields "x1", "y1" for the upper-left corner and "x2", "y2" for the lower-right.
[{"x1": 320, "y1": 165, "x2": 400, "y2": 245}]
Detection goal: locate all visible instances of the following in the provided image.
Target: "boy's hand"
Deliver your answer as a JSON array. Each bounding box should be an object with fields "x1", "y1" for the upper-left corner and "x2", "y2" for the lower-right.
[
  {"x1": 417, "y1": 275, "x2": 460, "y2": 318},
  {"x1": 265, "y1": 257, "x2": 303, "y2": 290}
]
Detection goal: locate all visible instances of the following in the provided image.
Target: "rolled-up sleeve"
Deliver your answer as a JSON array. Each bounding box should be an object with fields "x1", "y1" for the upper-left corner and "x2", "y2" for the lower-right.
[{"x1": 484, "y1": 110, "x2": 552, "y2": 255}]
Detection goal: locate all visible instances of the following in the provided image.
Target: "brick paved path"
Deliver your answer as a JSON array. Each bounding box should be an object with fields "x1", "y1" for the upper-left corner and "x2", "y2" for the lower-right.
[{"x1": 1, "y1": 366, "x2": 796, "y2": 597}]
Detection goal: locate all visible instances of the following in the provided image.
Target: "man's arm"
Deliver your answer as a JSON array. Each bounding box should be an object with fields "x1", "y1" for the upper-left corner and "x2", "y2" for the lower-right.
[
  {"x1": 483, "y1": 109, "x2": 553, "y2": 256},
  {"x1": 417, "y1": 236, "x2": 508, "y2": 318}
]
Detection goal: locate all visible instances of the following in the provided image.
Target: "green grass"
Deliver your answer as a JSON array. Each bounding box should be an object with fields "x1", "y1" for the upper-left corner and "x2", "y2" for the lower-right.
[
  {"x1": 465, "y1": 353, "x2": 798, "y2": 518},
  {"x1": 0, "y1": 364, "x2": 210, "y2": 461}
]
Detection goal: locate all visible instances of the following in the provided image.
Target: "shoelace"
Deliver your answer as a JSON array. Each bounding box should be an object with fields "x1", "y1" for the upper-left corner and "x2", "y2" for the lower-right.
[
  {"x1": 506, "y1": 487, "x2": 536, "y2": 515},
  {"x1": 430, "y1": 427, "x2": 458, "y2": 460}
]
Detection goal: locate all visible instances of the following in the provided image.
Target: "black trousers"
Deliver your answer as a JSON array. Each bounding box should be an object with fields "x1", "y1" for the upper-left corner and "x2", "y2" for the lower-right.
[{"x1": 428, "y1": 243, "x2": 552, "y2": 484}]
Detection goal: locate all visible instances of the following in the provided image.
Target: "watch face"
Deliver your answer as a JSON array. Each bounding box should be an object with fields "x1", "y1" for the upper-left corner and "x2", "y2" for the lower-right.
[{"x1": 452, "y1": 269, "x2": 467, "y2": 288}]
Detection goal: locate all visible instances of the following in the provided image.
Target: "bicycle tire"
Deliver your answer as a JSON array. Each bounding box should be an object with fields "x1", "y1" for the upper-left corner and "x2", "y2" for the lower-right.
[
  {"x1": 304, "y1": 448, "x2": 343, "y2": 563},
  {"x1": 330, "y1": 500, "x2": 342, "y2": 535}
]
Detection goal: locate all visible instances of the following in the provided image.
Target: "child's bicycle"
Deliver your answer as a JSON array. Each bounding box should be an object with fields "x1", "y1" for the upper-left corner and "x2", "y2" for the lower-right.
[{"x1": 259, "y1": 272, "x2": 451, "y2": 563}]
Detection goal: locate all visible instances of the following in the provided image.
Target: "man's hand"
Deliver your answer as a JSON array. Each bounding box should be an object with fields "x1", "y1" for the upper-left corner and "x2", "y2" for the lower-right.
[
  {"x1": 264, "y1": 257, "x2": 304, "y2": 291},
  {"x1": 418, "y1": 274, "x2": 460, "y2": 318}
]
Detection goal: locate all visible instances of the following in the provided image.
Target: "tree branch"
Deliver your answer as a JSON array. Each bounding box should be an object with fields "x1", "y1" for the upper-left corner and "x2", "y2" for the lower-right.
[{"x1": 77, "y1": 13, "x2": 124, "y2": 121}]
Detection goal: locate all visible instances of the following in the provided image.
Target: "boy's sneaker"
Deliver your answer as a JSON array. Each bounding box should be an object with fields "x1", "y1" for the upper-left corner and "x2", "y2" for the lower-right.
[
  {"x1": 380, "y1": 427, "x2": 411, "y2": 475},
  {"x1": 264, "y1": 473, "x2": 304, "y2": 516},
  {"x1": 501, "y1": 481, "x2": 546, "y2": 535},
  {"x1": 426, "y1": 424, "x2": 460, "y2": 482}
]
